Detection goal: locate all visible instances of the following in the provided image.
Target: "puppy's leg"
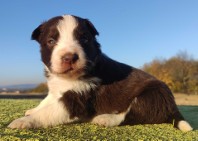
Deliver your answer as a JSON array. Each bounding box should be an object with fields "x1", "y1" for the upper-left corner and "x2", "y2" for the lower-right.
[
  {"x1": 25, "y1": 94, "x2": 56, "y2": 116},
  {"x1": 8, "y1": 99, "x2": 77, "y2": 129}
]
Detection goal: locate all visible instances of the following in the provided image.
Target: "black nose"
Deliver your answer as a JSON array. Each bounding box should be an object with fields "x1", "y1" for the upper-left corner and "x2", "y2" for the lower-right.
[{"x1": 62, "y1": 53, "x2": 79, "y2": 63}]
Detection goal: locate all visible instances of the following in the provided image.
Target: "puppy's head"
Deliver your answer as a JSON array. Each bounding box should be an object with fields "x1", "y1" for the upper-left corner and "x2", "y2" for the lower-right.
[{"x1": 32, "y1": 15, "x2": 101, "y2": 78}]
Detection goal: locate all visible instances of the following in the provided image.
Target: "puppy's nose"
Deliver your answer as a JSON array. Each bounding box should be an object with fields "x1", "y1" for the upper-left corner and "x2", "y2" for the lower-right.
[{"x1": 62, "y1": 53, "x2": 79, "y2": 63}]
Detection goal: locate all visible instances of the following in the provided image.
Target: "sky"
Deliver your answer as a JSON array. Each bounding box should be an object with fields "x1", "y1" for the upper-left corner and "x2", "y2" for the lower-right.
[{"x1": 0, "y1": 0, "x2": 198, "y2": 86}]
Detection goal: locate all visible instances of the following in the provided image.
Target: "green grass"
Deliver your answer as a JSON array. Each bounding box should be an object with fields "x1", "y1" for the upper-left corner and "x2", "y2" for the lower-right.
[{"x1": 0, "y1": 99, "x2": 197, "y2": 140}]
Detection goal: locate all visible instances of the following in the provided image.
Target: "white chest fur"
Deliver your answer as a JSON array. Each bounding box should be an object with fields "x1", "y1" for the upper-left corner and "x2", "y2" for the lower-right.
[{"x1": 47, "y1": 75, "x2": 98, "y2": 96}]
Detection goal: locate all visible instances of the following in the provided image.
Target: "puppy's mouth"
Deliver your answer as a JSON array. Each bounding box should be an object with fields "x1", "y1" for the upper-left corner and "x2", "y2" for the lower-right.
[
  {"x1": 52, "y1": 62, "x2": 85, "y2": 76},
  {"x1": 56, "y1": 63, "x2": 75, "y2": 74},
  {"x1": 64, "y1": 68, "x2": 73, "y2": 73},
  {"x1": 63, "y1": 65, "x2": 74, "y2": 73}
]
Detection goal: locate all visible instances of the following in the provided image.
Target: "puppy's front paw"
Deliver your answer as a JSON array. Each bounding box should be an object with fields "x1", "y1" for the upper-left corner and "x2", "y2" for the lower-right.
[{"x1": 8, "y1": 116, "x2": 34, "y2": 129}]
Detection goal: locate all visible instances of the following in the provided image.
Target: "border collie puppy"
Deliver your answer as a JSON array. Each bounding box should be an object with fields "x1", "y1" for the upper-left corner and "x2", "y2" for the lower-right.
[{"x1": 8, "y1": 15, "x2": 192, "y2": 131}]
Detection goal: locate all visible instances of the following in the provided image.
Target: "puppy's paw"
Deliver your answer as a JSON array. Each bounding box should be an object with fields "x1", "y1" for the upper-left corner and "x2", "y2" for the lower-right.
[{"x1": 8, "y1": 116, "x2": 34, "y2": 129}]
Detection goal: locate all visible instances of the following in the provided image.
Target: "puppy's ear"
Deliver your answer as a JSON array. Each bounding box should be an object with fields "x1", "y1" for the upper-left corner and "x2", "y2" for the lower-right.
[
  {"x1": 85, "y1": 19, "x2": 99, "y2": 36},
  {"x1": 31, "y1": 23, "x2": 45, "y2": 42}
]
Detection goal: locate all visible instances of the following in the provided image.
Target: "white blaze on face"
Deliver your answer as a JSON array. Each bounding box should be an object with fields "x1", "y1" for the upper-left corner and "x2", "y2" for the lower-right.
[{"x1": 51, "y1": 15, "x2": 86, "y2": 74}]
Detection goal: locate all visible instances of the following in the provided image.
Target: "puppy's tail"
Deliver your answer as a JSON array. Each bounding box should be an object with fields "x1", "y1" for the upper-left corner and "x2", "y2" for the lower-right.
[
  {"x1": 177, "y1": 120, "x2": 193, "y2": 132},
  {"x1": 172, "y1": 111, "x2": 193, "y2": 132}
]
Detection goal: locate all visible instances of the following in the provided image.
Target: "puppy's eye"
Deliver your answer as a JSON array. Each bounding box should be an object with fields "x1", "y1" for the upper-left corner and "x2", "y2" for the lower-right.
[
  {"x1": 47, "y1": 38, "x2": 56, "y2": 46},
  {"x1": 80, "y1": 34, "x2": 89, "y2": 44}
]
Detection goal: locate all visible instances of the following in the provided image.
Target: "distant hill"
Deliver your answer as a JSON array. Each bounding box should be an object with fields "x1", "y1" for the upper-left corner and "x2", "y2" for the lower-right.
[{"x1": 0, "y1": 84, "x2": 38, "y2": 91}]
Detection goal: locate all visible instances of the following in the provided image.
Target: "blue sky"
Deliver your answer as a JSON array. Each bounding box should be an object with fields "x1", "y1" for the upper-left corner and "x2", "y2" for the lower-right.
[{"x1": 0, "y1": 0, "x2": 198, "y2": 86}]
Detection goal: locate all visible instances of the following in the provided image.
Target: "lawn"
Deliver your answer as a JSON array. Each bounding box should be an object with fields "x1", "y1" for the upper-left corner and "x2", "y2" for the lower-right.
[{"x1": 0, "y1": 99, "x2": 197, "y2": 140}]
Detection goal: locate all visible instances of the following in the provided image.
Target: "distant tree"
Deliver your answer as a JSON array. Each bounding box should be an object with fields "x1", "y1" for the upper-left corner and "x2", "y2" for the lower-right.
[
  {"x1": 28, "y1": 83, "x2": 48, "y2": 94},
  {"x1": 143, "y1": 58, "x2": 173, "y2": 88},
  {"x1": 188, "y1": 61, "x2": 198, "y2": 94},
  {"x1": 142, "y1": 51, "x2": 198, "y2": 95}
]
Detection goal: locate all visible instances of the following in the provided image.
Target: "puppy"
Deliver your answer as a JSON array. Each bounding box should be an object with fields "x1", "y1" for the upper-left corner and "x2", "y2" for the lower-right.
[{"x1": 8, "y1": 15, "x2": 193, "y2": 131}]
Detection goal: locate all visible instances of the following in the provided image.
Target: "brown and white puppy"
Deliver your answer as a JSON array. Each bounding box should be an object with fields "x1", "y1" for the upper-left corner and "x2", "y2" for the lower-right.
[{"x1": 8, "y1": 15, "x2": 193, "y2": 131}]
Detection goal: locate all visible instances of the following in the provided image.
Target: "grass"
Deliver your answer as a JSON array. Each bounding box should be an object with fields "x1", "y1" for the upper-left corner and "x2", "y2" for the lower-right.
[{"x1": 0, "y1": 99, "x2": 197, "y2": 140}]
